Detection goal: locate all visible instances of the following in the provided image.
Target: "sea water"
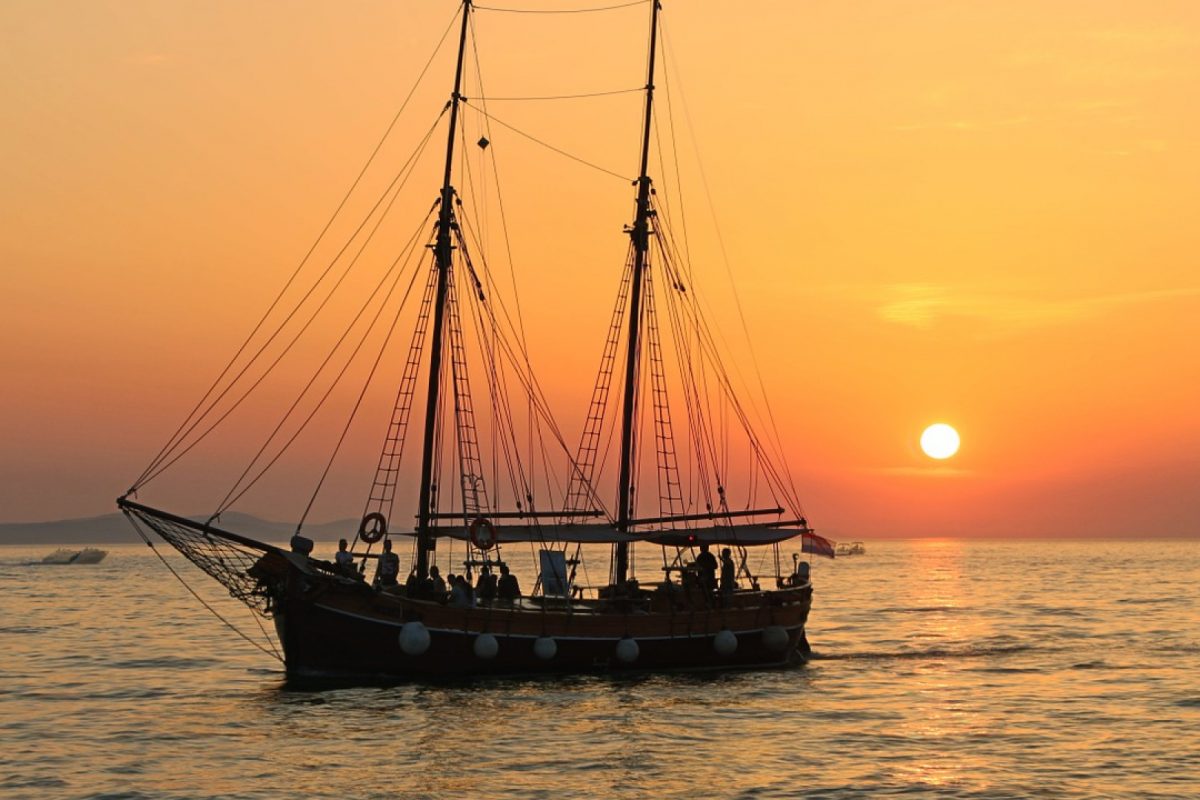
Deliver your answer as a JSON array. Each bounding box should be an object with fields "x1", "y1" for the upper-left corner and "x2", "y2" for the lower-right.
[{"x1": 1, "y1": 539, "x2": 1197, "y2": 799}]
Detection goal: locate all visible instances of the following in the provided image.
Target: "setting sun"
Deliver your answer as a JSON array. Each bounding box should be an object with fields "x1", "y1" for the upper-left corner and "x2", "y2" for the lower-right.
[{"x1": 920, "y1": 424, "x2": 961, "y2": 460}]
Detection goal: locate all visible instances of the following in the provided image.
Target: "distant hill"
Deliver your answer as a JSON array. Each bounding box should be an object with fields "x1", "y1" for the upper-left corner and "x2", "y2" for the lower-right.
[{"x1": 0, "y1": 511, "x2": 361, "y2": 545}]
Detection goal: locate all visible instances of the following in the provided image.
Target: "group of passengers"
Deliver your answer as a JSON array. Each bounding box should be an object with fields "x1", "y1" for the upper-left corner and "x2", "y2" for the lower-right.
[
  {"x1": 439, "y1": 563, "x2": 522, "y2": 608},
  {"x1": 332, "y1": 538, "x2": 521, "y2": 607},
  {"x1": 331, "y1": 537, "x2": 740, "y2": 607}
]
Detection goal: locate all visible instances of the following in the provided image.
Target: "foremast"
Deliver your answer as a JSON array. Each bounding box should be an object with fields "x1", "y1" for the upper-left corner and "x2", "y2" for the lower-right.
[
  {"x1": 614, "y1": 0, "x2": 661, "y2": 586},
  {"x1": 415, "y1": 0, "x2": 472, "y2": 580}
]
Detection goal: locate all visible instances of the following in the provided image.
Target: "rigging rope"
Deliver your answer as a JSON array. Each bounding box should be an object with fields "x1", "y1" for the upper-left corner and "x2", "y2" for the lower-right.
[
  {"x1": 465, "y1": 15, "x2": 529, "y2": 354},
  {"x1": 454, "y1": 212, "x2": 576, "y2": 552},
  {"x1": 215, "y1": 209, "x2": 435, "y2": 516},
  {"x1": 361, "y1": 264, "x2": 440, "y2": 532},
  {"x1": 296, "y1": 239, "x2": 434, "y2": 531},
  {"x1": 465, "y1": 21, "x2": 560, "y2": 520},
  {"x1": 454, "y1": 222, "x2": 535, "y2": 517},
  {"x1": 130, "y1": 6, "x2": 462, "y2": 493},
  {"x1": 462, "y1": 14, "x2": 613, "y2": 524},
  {"x1": 134, "y1": 110, "x2": 448, "y2": 491},
  {"x1": 475, "y1": 0, "x2": 648, "y2": 13},
  {"x1": 461, "y1": 100, "x2": 631, "y2": 181},
  {"x1": 126, "y1": 514, "x2": 284, "y2": 663},
  {"x1": 654, "y1": 35, "x2": 694, "y2": 274},
  {"x1": 467, "y1": 87, "x2": 642, "y2": 101},
  {"x1": 661, "y1": 23, "x2": 806, "y2": 514},
  {"x1": 659, "y1": 252, "x2": 800, "y2": 516}
]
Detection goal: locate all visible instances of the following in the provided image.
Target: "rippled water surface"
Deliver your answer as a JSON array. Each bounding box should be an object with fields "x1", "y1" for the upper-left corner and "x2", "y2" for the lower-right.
[{"x1": 2, "y1": 539, "x2": 1198, "y2": 799}]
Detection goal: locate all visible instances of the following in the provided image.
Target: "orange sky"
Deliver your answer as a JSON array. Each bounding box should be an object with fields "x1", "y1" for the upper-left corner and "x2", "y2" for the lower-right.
[{"x1": 2, "y1": 1, "x2": 1197, "y2": 538}]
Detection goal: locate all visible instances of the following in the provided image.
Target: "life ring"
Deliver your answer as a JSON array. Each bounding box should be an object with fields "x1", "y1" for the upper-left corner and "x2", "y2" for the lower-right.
[
  {"x1": 470, "y1": 517, "x2": 496, "y2": 550},
  {"x1": 358, "y1": 512, "x2": 388, "y2": 545}
]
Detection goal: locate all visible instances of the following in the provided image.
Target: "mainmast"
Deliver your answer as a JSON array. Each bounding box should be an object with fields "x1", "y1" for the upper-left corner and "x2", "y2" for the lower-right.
[
  {"x1": 415, "y1": 0, "x2": 472, "y2": 580},
  {"x1": 613, "y1": 0, "x2": 661, "y2": 585}
]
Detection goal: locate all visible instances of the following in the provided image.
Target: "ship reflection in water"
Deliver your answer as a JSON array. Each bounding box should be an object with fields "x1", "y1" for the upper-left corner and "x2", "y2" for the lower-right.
[{"x1": 1, "y1": 539, "x2": 1196, "y2": 799}]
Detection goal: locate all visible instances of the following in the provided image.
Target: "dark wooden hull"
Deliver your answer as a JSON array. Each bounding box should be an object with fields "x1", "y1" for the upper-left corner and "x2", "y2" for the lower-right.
[{"x1": 269, "y1": 560, "x2": 813, "y2": 682}]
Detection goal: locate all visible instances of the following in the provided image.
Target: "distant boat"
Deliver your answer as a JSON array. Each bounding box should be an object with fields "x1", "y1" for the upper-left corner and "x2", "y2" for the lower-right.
[
  {"x1": 835, "y1": 541, "x2": 865, "y2": 557},
  {"x1": 41, "y1": 548, "x2": 108, "y2": 565}
]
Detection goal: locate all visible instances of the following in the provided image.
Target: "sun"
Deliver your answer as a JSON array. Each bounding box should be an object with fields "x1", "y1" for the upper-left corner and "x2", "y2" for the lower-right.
[{"x1": 920, "y1": 423, "x2": 960, "y2": 459}]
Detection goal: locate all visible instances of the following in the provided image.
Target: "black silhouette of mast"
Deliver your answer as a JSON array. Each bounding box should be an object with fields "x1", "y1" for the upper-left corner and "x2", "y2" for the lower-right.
[
  {"x1": 415, "y1": 0, "x2": 472, "y2": 580},
  {"x1": 614, "y1": 0, "x2": 660, "y2": 586}
]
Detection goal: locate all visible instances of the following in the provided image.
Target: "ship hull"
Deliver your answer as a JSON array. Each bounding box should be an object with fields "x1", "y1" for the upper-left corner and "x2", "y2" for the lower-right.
[
  {"x1": 271, "y1": 564, "x2": 812, "y2": 682},
  {"x1": 117, "y1": 501, "x2": 816, "y2": 682}
]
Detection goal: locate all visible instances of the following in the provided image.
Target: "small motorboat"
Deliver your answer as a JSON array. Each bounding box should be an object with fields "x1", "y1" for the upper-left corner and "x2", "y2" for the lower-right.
[{"x1": 40, "y1": 548, "x2": 108, "y2": 564}]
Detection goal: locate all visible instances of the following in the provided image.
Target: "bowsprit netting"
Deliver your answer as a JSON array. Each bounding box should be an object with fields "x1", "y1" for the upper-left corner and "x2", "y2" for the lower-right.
[{"x1": 122, "y1": 501, "x2": 280, "y2": 617}]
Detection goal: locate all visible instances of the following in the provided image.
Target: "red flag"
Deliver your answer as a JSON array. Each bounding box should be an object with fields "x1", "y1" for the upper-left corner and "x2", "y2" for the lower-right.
[{"x1": 802, "y1": 532, "x2": 836, "y2": 559}]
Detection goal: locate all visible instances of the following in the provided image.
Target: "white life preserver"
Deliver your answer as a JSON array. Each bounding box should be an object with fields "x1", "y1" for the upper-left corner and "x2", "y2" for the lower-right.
[{"x1": 470, "y1": 517, "x2": 496, "y2": 550}]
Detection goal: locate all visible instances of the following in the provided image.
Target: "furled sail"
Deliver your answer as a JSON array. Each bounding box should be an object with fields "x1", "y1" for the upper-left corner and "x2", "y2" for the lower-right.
[{"x1": 424, "y1": 521, "x2": 817, "y2": 546}]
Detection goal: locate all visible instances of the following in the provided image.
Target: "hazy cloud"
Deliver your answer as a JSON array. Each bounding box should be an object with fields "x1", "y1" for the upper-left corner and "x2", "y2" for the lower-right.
[
  {"x1": 874, "y1": 284, "x2": 1200, "y2": 330},
  {"x1": 890, "y1": 116, "x2": 1032, "y2": 133},
  {"x1": 866, "y1": 465, "x2": 974, "y2": 477},
  {"x1": 1077, "y1": 27, "x2": 1197, "y2": 49}
]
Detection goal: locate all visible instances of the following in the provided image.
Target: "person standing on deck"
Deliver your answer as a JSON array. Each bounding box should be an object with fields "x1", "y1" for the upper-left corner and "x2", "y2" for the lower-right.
[
  {"x1": 497, "y1": 563, "x2": 522, "y2": 605},
  {"x1": 374, "y1": 538, "x2": 399, "y2": 589},
  {"x1": 428, "y1": 564, "x2": 447, "y2": 596},
  {"x1": 476, "y1": 566, "x2": 498, "y2": 605},
  {"x1": 448, "y1": 574, "x2": 472, "y2": 608},
  {"x1": 694, "y1": 543, "x2": 718, "y2": 596},
  {"x1": 720, "y1": 547, "x2": 737, "y2": 597},
  {"x1": 335, "y1": 538, "x2": 356, "y2": 576}
]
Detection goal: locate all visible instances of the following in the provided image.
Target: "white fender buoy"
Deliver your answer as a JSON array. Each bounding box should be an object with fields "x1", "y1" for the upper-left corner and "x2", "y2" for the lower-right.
[
  {"x1": 713, "y1": 629, "x2": 738, "y2": 656},
  {"x1": 398, "y1": 621, "x2": 431, "y2": 656},
  {"x1": 762, "y1": 625, "x2": 790, "y2": 653},
  {"x1": 615, "y1": 637, "x2": 639, "y2": 664},
  {"x1": 533, "y1": 636, "x2": 557, "y2": 660},
  {"x1": 473, "y1": 633, "x2": 499, "y2": 660}
]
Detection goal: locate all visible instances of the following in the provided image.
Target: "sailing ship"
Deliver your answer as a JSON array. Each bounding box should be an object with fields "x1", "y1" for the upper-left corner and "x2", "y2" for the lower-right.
[{"x1": 119, "y1": 0, "x2": 835, "y2": 681}]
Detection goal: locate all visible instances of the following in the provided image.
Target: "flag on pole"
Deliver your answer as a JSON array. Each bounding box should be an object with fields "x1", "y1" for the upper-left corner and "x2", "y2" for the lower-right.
[{"x1": 802, "y1": 532, "x2": 836, "y2": 559}]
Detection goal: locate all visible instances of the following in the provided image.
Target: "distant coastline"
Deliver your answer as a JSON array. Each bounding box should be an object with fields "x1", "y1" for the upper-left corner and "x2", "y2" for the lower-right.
[
  {"x1": 0, "y1": 512, "x2": 358, "y2": 545},
  {"x1": 2, "y1": 514, "x2": 1196, "y2": 545}
]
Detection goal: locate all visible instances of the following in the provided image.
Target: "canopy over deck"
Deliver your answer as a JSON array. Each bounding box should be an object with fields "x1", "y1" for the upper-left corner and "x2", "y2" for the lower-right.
[{"x1": 424, "y1": 521, "x2": 827, "y2": 548}]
